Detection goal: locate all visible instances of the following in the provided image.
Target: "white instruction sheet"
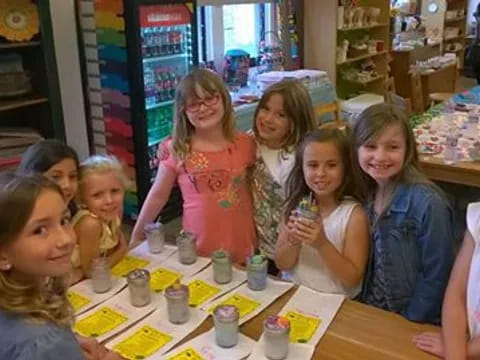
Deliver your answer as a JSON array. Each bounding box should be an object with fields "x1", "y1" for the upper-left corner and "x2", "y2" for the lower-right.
[{"x1": 201, "y1": 278, "x2": 294, "y2": 324}]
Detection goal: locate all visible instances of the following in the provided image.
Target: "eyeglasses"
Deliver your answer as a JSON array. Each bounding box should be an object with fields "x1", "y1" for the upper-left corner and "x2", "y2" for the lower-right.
[{"x1": 185, "y1": 93, "x2": 220, "y2": 113}]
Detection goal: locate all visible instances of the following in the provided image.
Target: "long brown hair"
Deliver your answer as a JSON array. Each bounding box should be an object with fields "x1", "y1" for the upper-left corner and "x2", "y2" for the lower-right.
[
  {"x1": 172, "y1": 68, "x2": 235, "y2": 159},
  {"x1": 351, "y1": 103, "x2": 436, "y2": 202},
  {"x1": 0, "y1": 173, "x2": 73, "y2": 326},
  {"x1": 253, "y1": 79, "x2": 316, "y2": 152},
  {"x1": 284, "y1": 128, "x2": 355, "y2": 221}
]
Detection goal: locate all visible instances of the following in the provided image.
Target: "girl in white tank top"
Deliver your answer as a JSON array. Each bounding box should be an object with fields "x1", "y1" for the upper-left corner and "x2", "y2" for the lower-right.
[{"x1": 275, "y1": 129, "x2": 370, "y2": 298}]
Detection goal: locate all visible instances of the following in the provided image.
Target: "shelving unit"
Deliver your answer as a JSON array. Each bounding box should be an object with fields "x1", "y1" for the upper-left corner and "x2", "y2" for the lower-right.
[
  {"x1": 304, "y1": 0, "x2": 390, "y2": 100},
  {"x1": 0, "y1": 1, "x2": 64, "y2": 141},
  {"x1": 443, "y1": 0, "x2": 468, "y2": 68}
]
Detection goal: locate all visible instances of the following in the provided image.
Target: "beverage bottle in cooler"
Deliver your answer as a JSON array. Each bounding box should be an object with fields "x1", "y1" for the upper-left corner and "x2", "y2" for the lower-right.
[
  {"x1": 155, "y1": 67, "x2": 165, "y2": 102},
  {"x1": 169, "y1": 71, "x2": 177, "y2": 99},
  {"x1": 160, "y1": 27, "x2": 169, "y2": 55},
  {"x1": 166, "y1": 27, "x2": 175, "y2": 55},
  {"x1": 141, "y1": 28, "x2": 148, "y2": 57}
]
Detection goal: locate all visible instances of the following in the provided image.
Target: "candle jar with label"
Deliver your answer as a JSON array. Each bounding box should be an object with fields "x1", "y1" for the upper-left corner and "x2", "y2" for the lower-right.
[
  {"x1": 213, "y1": 304, "x2": 239, "y2": 347},
  {"x1": 91, "y1": 256, "x2": 112, "y2": 294},
  {"x1": 263, "y1": 315, "x2": 290, "y2": 360},
  {"x1": 247, "y1": 254, "x2": 267, "y2": 291},
  {"x1": 165, "y1": 283, "x2": 190, "y2": 324},
  {"x1": 144, "y1": 221, "x2": 165, "y2": 253},
  {"x1": 127, "y1": 269, "x2": 151, "y2": 307},
  {"x1": 176, "y1": 231, "x2": 197, "y2": 265},
  {"x1": 212, "y1": 249, "x2": 232, "y2": 284}
]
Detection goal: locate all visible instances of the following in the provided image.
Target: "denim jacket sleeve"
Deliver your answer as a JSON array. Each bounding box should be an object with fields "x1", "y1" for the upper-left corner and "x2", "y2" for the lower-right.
[{"x1": 403, "y1": 191, "x2": 455, "y2": 323}]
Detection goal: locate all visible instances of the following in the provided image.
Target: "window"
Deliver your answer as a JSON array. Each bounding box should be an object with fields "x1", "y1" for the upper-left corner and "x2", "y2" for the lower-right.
[{"x1": 197, "y1": 3, "x2": 276, "y2": 70}]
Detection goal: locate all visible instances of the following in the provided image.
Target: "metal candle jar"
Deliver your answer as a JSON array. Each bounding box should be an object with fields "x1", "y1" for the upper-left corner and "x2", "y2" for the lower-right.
[
  {"x1": 165, "y1": 283, "x2": 190, "y2": 324},
  {"x1": 144, "y1": 221, "x2": 165, "y2": 253},
  {"x1": 126, "y1": 269, "x2": 151, "y2": 307},
  {"x1": 176, "y1": 231, "x2": 197, "y2": 264},
  {"x1": 263, "y1": 315, "x2": 290, "y2": 360},
  {"x1": 212, "y1": 249, "x2": 233, "y2": 284},
  {"x1": 90, "y1": 256, "x2": 112, "y2": 294},
  {"x1": 213, "y1": 304, "x2": 240, "y2": 347}
]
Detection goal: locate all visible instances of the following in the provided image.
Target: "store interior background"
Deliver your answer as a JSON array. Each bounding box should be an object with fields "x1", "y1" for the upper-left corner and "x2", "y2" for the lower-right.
[{"x1": 3, "y1": 0, "x2": 480, "y2": 239}]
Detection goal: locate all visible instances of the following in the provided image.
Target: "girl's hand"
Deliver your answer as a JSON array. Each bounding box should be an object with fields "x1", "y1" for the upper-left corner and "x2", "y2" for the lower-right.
[
  {"x1": 412, "y1": 332, "x2": 444, "y2": 358},
  {"x1": 291, "y1": 215, "x2": 325, "y2": 248},
  {"x1": 76, "y1": 336, "x2": 108, "y2": 360},
  {"x1": 286, "y1": 212, "x2": 302, "y2": 246}
]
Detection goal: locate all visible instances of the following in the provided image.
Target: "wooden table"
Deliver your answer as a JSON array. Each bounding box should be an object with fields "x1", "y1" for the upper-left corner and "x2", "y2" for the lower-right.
[
  {"x1": 181, "y1": 287, "x2": 440, "y2": 360},
  {"x1": 420, "y1": 155, "x2": 480, "y2": 188}
]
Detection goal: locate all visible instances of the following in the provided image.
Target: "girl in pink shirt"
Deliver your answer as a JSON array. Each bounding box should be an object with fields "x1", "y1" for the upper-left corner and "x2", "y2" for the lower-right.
[{"x1": 131, "y1": 69, "x2": 256, "y2": 263}]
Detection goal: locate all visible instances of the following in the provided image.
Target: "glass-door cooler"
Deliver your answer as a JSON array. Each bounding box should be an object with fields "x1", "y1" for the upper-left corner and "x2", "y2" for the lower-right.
[{"x1": 125, "y1": 0, "x2": 197, "y2": 220}]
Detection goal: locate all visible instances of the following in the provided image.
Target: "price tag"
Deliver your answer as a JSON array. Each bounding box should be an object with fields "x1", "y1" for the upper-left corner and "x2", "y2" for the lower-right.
[
  {"x1": 111, "y1": 256, "x2": 150, "y2": 277},
  {"x1": 208, "y1": 293, "x2": 260, "y2": 318},
  {"x1": 188, "y1": 279, "x2": 221, "y2": 307},
  {"x1": 67, "y1": 291, "x2": 91, "y2": 312},
  {"x1": 167, "y1": 347, "x2": 205, "y2": 360},
  {"x1": 113, "y1": 325, "x2": 173, "y2": 360},
  {"x1": 74, "y1": 306, "x2": 128, "y2": 338},
  {"x1": 150, "y1": 267, "x2": 182, "y2": 292},
  {"x1": 285, "y1": 311, "x2": 321, "y2": 343}
]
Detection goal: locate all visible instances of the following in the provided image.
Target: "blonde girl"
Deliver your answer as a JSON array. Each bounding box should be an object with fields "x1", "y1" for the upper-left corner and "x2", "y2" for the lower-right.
[
  {"x1": 0, "y1": 173, "x2": 122, "y2": 360},
  {"x1": 73, "y1": 155, "x2": 128, "y2": 279},
  {"x1": 275, "y1": 129, "x2": 370, "y2": 297},
  {"x1": 131, "y1": 69, "x2": 256, "y2": 264},
  {"x1": 252, "y1": 80, "x2": 317, "y2": 275},
  {"x1": 352, "y1": 103, "x2": 455, "y2": 324}
]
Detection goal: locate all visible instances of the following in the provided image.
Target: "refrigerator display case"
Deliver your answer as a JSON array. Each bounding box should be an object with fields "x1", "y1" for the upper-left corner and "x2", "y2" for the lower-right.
[{"x1": 90, "y1": 0, "x2": 197, "y2": 221}]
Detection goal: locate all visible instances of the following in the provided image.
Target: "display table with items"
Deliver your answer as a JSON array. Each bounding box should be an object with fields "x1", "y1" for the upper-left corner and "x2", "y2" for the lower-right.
[
  {"x1": 68, "y1": 240, "x2": 439, "y2": 360},
  {"x1": 411, "y1": 86, "x2": 480, "y2": 187}
]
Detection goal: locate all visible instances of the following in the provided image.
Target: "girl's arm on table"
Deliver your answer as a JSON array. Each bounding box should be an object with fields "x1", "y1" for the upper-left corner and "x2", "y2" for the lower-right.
[
  {"x1": 443, "y1": 231, "x2": 474, "y2": 360},
  {"x1": 106, "y1": 228, "x2": 128, "y2": 268},
  {"x1": 76, "y1": 216, "x2": 103, "y2": 276},
  {"x1": 130, "y1": 164, "x2": 176, "y2": 248}
]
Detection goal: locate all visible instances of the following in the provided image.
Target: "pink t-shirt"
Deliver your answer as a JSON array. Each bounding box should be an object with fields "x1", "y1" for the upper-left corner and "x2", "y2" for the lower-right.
[{"x1": 162, "y1": 132, "x2": 257, "y2": 263}]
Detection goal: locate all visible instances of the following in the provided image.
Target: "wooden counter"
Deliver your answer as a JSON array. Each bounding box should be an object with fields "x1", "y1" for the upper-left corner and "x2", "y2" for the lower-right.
[
  {"x1": 420, "y1": 155, "x2": 480, "y2": 188},
  {"x1": 180, "y1": 287, "x2": 439, "y2": 360}
]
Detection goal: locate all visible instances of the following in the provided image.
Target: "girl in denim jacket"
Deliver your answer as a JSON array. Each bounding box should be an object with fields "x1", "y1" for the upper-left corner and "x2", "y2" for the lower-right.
[{"x1": 352, "y1": 103, "x2": 455, "y2": 324}]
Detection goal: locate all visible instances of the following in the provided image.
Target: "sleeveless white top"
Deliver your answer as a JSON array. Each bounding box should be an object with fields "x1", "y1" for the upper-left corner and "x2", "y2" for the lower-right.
[
  {"x1": 467, "y1": 202, "x2": 480, "y2": 337},
  {"x1": 290, "y1": 199, "x2": 361, "y2": 298}
]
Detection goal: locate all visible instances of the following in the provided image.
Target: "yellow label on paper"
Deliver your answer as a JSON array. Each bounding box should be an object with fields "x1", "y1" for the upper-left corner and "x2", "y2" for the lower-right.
[
  {"x1": 188, "y1": 279, "x2": 221, "y2": 307},
  {"x1": 208, "y1": 293, "x2": 260, "y2": 318},
  {"x1": 285, "y1": 311, "x2": 321, "y2": 343},
  {"x1": 167, "y1": 347, "x2": 205, "y2": 360},
  {"x1": 74, "y1": 306, "x2": 128, "y2": 338},
  {"x1": 113, "y1": 325, "x2": 173, "y2": 360},
  {"x1": 150, "y1": 267, "x2": 182, "y2": 292},
  {"x1": 67, "y1": 291, "x2": 91, "y2": 312},
  {"x1": 111, "y1": 255, "x2": 150, "y2": 277}
]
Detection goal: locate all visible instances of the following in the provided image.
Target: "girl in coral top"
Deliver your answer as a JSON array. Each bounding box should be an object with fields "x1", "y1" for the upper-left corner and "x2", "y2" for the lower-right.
[{"x1": 131, "y1": 69, "x2": 256, "y2": 263}]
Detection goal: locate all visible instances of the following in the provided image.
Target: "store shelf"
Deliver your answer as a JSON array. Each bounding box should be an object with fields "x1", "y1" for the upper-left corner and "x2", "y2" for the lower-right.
[
  {"x1": 143, "y1": 53, "x2": 187, "y2": 63},
  {"x1": 445, "y1": 16, "x2": 466, "y2": 23},
  {"x1": 444, "y1": 35, "x2": 464, "y2": 42},
  {"x1": 338, "y1": 23, "x2": 389, "y2": 32},
  {"x1": 0, "y1": 96, "x2": 49, "y2": 112},
  {"x1": 146, "y1": 99, "x2": 174, "y2": 110},
  {"x1": 337, "y1": 50, "x2": 388, "y2": 65},
  {"x1": 344, "y1": 74, "x2": 386, "y2": 85},
  {"x1": 0, "y1": 41, "x2": 41, "y2": 50}
]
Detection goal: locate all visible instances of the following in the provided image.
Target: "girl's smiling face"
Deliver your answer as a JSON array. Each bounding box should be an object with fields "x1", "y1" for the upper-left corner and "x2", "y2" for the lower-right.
[
  {"x1": 44, "y1": 158, "x2": 78, "y2": 203},
  {"x1": 0, "y1": 189, "x2": 75, "y2": 280},
  {"x1": 256, "y1": 93, "x2": 291, "y2": 149}
]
